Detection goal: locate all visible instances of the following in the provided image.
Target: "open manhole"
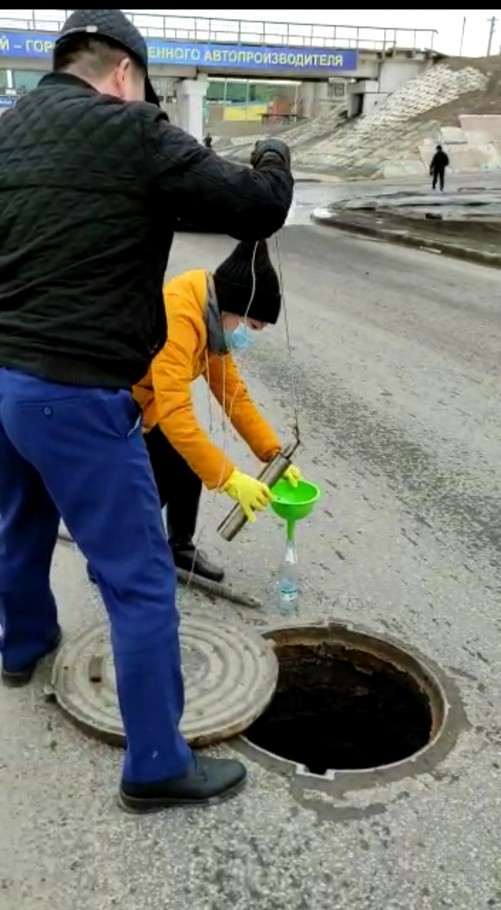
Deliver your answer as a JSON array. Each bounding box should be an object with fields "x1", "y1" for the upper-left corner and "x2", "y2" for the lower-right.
[{"x1": 244, "y1": 623, "x2": 449, "y2": 776}]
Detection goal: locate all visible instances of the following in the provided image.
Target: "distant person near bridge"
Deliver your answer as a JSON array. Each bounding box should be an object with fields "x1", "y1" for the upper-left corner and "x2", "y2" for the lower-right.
[
  {"x1": 204, "y1": 132, "x2": 213, "y2": 149},
  {"x1": 430, "y1": 144, "x2": 449, "y2": 192}
]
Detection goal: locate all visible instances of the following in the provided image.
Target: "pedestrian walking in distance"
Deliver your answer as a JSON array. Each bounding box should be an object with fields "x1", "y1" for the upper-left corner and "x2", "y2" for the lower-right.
[{"x1": 430, "y1": 144, "x2": 449, "y2": 191}]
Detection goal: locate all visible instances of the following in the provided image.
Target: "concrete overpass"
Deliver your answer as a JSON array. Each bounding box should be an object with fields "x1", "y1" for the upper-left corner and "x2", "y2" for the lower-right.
[{"x1": 0, "y1": 12, "x2": 440, "y2": 139}]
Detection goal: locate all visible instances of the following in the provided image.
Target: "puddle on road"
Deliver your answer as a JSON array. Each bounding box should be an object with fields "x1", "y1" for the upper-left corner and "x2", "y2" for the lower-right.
[{"x1": 286, "y1": 186, "x2": 333, "y2": 226}]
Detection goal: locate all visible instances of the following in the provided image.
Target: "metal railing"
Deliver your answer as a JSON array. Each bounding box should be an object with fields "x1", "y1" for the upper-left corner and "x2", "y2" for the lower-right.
[{"x1": 0, "y1": 11, "x2": 437, "y2": 52}]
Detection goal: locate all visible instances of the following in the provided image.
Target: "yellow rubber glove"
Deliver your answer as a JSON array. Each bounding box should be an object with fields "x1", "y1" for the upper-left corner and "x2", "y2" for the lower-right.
[
  {"x1": 283, "y1": 464, "x2": 302, "y2": 487},
  {"x1": 222, "y1": 469, "x2": 273, "y2": 523}
]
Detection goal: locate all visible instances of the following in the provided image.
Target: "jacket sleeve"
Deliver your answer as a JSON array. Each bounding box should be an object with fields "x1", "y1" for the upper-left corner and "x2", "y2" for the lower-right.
[
  {"x1": 151, "y1": 306, "x2": 235, "y2": 490},
  {"x1": 144, "y1": 114, "x2": 293, "y2": 240},
  {"x1": 206, "y1": 352, "x2": 281, "y2": 463}
]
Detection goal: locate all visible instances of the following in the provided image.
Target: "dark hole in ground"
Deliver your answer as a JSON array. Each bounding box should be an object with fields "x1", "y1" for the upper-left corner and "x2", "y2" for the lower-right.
[{"x1": 246, "y1": 642, "x2": 433, "y2": 774}]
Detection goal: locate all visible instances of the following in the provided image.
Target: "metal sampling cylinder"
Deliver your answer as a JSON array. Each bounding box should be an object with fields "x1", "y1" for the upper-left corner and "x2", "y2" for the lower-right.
[{"x1": 217, "y1": 440, "x2": 299, "y2": 542}]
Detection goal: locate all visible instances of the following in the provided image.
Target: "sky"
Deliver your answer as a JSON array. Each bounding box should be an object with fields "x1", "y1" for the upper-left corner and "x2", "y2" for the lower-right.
[{"x1": 2, "y1": 9, "x2": 501, "y2": 58}]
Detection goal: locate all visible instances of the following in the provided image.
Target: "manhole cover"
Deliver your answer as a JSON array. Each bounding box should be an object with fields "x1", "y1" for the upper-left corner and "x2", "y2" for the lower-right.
[
  {"x1": 50, "y1": 611, "x2": 278, "y2": 747},
  {"x1": 244, "y1": 623, "x2": 449, "y2": 776}
]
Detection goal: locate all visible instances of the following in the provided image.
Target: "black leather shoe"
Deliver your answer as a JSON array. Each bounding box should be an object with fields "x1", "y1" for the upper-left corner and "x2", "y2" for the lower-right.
[
  {"x1": 1, "y1": 630, "x2": 62, "y2": 688},
  {"x1": 118, "y1": 755, "x2": 247, "y2": 814},
  {"x1": 172, "y1": 543, "x2": 225, "y2": 583}
]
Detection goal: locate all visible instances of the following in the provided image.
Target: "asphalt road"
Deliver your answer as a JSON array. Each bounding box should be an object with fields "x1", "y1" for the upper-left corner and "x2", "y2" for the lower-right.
[{"x1": 1, "y1": 217, "x2": 501, "y2": 910}]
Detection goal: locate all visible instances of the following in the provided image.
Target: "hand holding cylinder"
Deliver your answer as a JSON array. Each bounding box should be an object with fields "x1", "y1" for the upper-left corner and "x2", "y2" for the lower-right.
[
  {"x1": 217, "y1": 443, "x2": 299, "y2": 541},
  {"x1": 221, "y1": 469, "x2": 272, "y2": 523}
]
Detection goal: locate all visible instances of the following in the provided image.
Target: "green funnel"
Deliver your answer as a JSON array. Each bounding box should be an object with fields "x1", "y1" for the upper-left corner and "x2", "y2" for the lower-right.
[{"x1": 271, "y1": 477, "x2": 321, "y2": 540}]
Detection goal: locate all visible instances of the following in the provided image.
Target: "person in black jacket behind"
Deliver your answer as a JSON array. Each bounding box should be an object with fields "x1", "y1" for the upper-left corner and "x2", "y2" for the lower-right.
[
  {"x1": 430, "y1": 144, "x2": 450, "y2": 191},
  {"x1": 0, "y1": 8, "x2": 293, "y2": 815}
]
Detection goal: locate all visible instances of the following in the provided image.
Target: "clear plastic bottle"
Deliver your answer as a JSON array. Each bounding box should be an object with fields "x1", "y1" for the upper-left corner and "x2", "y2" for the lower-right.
[{"x1": 275, "y1": 538, "x2": 300, "y2": 614}]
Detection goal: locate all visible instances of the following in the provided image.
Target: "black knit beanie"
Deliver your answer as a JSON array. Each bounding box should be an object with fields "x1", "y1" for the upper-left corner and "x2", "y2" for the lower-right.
[{"x1": 213, "y1": 240, "x2": 282, "y2": 324}]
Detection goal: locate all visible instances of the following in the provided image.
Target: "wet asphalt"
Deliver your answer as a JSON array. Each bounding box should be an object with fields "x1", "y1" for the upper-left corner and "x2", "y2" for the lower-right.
[{"x1": 1, "y1": 188, "x2": 500, "y2": 909}]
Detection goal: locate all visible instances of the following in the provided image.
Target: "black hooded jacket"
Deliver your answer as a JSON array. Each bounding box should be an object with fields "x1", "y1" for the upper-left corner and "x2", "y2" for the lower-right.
[{"x1": 431, "y1": 149, "x2": 449, "y2": 172}]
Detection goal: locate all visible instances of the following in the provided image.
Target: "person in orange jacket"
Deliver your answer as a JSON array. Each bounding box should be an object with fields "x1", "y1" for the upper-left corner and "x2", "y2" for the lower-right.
[{"x1": 133, "y1": 239, "x2": 301, "y2": 582}]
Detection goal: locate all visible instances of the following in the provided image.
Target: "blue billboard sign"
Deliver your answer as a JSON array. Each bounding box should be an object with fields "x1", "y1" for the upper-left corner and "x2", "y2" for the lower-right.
[
  {"x1": 147, "y1": 40, "x2": 357, "y2": 73},
  {"x1": 0, "y1": 30, "x2": 358, "y2": 74},
  {"x1": 0, "y1": 95, "x2": 16, "y2": 108}
]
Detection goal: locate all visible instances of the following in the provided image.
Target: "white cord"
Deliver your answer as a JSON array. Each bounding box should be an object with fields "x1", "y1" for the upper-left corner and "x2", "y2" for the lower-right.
[{"x1": 273, "y1": 234, "x2": 301, "y2": 442}]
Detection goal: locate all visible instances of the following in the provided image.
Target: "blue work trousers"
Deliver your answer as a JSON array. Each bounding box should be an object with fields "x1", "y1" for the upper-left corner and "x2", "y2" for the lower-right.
[{"x1": 0, "y1": 368, "x2": 192, "y2": 783}]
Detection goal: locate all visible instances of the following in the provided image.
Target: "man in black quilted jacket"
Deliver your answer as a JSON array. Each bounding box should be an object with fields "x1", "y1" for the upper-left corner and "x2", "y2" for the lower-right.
[{"x1": 0, "y1": 9, "x2": 293, "y2": 813}]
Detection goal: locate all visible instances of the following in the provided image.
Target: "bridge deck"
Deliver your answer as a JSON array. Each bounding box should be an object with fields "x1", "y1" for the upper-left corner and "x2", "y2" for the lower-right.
[{"x1": 0, "y1": 11, "x2": 436, "y2": 52}]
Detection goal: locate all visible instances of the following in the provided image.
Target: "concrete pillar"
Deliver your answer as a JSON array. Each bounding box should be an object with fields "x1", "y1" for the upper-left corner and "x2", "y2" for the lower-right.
[
  {"x1": 299, "y1": 82, "x2": 332, "y2": 120},
  {"x1": 299, "y1": 82, "x2": 315, "y2": 119},
  {"x1": 176, "y1": 77, "x2": 208, "y2": 143},
  {"x1": 359, "y1": 80, "x2": 380, "y2": 116},
  {"x1": 346, "y1": 92, "x2": 359, "y2": 119},
  {"x1": 347, "y1": 79, "x2": 383, "y2": 117},
  {"x1": 312, "y1": 81, "x2": 330, "y2": 119}
]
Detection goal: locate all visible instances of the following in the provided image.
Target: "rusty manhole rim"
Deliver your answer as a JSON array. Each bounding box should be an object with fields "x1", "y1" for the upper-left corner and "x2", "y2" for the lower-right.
[{"x1": 239, "y1": 619, "x2": 456, "y2": 782}]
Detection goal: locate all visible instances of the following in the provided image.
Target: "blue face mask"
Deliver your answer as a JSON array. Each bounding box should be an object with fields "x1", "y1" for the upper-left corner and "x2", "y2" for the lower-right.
[{"x1": 224, "y1": 321, "x2": 254, "y2": 353}]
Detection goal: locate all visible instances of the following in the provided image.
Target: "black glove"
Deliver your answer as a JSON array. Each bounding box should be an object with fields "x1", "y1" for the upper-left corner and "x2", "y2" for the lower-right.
[{"x1": 250, "y1": 139, "x2": 291, "y2": 171}]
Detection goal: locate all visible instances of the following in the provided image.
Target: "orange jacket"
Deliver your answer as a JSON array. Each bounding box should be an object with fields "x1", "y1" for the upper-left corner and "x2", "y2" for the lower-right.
[{"x1": 133, "y1": 269, "x2": 281, "y2": 490}]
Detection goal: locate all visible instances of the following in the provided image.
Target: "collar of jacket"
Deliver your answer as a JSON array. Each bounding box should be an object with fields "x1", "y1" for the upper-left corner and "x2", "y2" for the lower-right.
[
  {"x1": 205, "y1": 273, "x2": 229, "y2": 356},
  {"x1": 38, "y1": 71, "x2": 99, "y2": 95}
]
